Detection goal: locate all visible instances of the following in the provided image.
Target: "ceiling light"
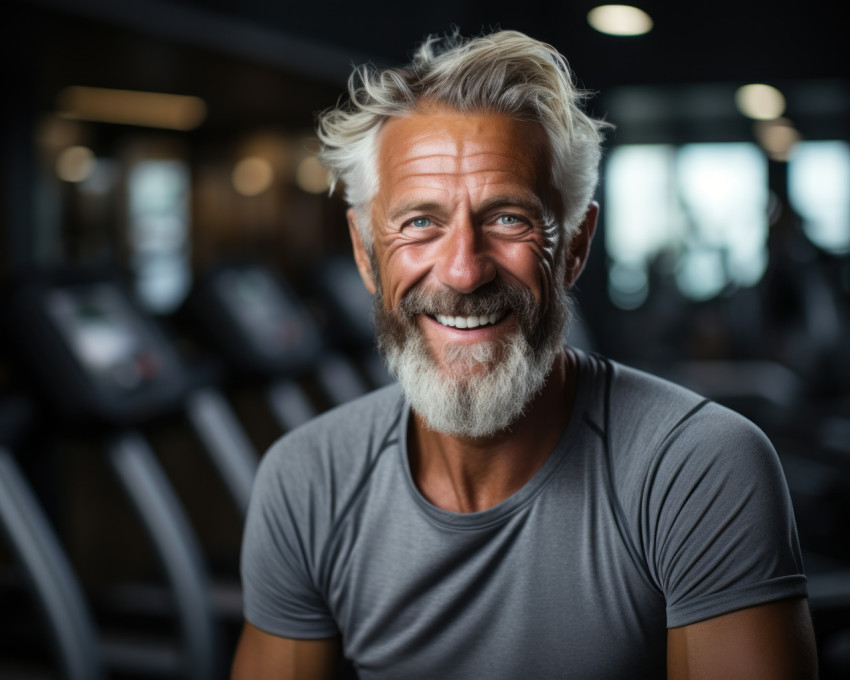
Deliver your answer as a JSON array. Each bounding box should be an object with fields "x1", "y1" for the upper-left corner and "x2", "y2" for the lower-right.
[
  {"x1": 296, "y1": 155, "x2": 330, "y2": 194},
  {"x1": 735, "y1": 84, "x2": 786, "y2": 120},
  {"x1": 56, "y1": 86, "x2": 207, "y2": 131},
  {"x1": 754, "y1": 119, "x2": 800, "y2": 162},
  {"x1": 55, "y1": 146, "x2": 96, "y2": 183},
  {"x1": 232, "y1": 157, "x2": 274, "y2": 196},
  {"x1": 587, "y1": 5, "x2": 653, "y2": 36}
]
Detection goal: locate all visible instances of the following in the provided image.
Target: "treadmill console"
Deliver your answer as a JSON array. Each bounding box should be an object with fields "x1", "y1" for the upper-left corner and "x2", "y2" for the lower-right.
[
  {"x1": 184, "y1": 262, "x2": 323, "y2": 377},
  {"x1": 306, "y1": 255, "x2": 375, "y2": 351},
  {"x1": 5, "y1": 272, "x2": 189, "y2": 425},
  {"x1": 47, "y1": 284, "x2": 169, "y2": 395}
]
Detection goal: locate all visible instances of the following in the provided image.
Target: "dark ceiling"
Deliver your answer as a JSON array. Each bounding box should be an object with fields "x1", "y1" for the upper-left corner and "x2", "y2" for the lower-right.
[
  {"x1": 11, "y1": 0, "x2": 850, "y2": 139},
  {"x1": 24, "y1": 0, "x2": 849, "y2": 83},
  {"x1": 172, "y1": 0, "x2": 849, "y2": 87}
]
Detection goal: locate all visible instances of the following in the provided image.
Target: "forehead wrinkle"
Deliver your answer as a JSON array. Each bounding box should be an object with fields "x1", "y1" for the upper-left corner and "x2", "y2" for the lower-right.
[
  {"x1": 383, "y1": 129, "x2": 538, "y2": 169},
  {"x1": 385, "y1": 163, "x2": 546, "y2": 210},
  {"x1": 387, "y1": 165, "x2": 526, "y2": 199},
  {"x1": 375, "y1": 109, "x2": 561, "y2": 231},
  {"x1": 386, "y1": 149, "x2": 459, "y2": 171},
  {"x1": 378, "y1": 116, "x2": 547, "y2": 179},
  {"x1": 391, "y1": 148, "x2": 537, "y2": 176}
]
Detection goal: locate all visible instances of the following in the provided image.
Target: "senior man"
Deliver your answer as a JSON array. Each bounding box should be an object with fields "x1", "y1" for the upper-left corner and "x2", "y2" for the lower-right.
[{"x1": 232, "y1": 30, "x2": 816, "y2": 679}]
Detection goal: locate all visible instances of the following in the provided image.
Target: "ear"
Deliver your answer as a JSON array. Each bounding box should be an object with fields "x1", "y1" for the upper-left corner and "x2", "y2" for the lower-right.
[
  {"x1": 347, "y1": 209, "x2": 377, "y2": 295},
  {"x1": 564, "y1": 201, "x2": 598, "y2": 289}
]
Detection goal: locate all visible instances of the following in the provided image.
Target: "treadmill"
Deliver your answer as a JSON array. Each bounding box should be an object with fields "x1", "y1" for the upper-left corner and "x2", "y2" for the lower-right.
[
  {"x1": 181, "y1": 259, "x2": 374, "y2": 435},
  {"x1": 2, "y1": 266, "x2": 243, "y2": 679},
  {"x1": 302, "y1": 254, "x2": 392, "y2": 392},
  {"x1": 0, "y1": 395, "x2": 103, "y2": 680}
]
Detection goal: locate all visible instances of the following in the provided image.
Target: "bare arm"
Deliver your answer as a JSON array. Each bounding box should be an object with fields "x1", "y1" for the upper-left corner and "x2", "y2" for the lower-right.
[
  {"x1": 667, "y1": 597, "x2": 817, "y2": 680},
  {"x1": 230, "y1": 621, "x2": 342, "y2": 680}
]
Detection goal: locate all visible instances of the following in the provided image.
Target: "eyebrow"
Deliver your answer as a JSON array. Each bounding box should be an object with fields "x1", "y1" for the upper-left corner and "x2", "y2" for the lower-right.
[
  {"x1": 477, "y1": 194, "x2": 547, "y2": 221},
  {"x1": 387, "y1": 201, "x2": 445, "y2": 223},
  {"x1": 387, "y1": 193, "x2": 548, "y2": 224}
]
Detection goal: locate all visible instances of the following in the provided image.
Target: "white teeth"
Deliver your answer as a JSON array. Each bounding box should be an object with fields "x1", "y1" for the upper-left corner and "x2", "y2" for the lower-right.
[{"x1": 434, "y1": 312, "x2": 504, "y2": 329}]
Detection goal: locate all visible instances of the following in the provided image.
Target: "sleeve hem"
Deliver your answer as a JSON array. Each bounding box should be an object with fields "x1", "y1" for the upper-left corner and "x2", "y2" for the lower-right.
[
  {"x1": 245, "y1": 611, "x2": 340, "y2": 640},
  {"x1": 666, "y1": 574, "x2": 808, "y2": 628}
]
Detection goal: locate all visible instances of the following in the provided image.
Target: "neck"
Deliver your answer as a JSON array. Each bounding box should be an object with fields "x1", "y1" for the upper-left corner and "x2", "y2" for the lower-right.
[{"x1": 408, "y1": 348, "x2": 578, "y2": 513}]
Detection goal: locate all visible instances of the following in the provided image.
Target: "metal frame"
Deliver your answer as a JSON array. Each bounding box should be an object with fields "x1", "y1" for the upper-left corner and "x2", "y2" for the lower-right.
[{"x1": 0, "y1": 447, "x2": 103, "y2": 680}]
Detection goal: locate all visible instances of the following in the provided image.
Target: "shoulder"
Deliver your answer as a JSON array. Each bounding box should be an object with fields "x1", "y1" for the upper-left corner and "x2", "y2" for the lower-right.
[
  {"x1": 584, "y1": 357, "x2": 805, "y2": 620},
  {"x1": 583, "y1": 354, "x2": 782, "y2": 508},
  {"x1": 240, "y1": 388, "x2": 406, "y2": 640},
  {"x1": 263, "y1": 383, "x2": 404, "y2": 460},
  {"x1": 596, "y1": 356, "x2": 771, "y2": 462},
  {"x1": 252, "y1": 383, "x2": 406, "y2": 512},
  {"x1": 607, "y1": 358, "x2": 717, "y2": 446}
]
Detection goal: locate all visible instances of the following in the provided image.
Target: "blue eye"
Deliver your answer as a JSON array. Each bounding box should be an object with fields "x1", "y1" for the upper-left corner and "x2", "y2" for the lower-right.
[
  {"x1": 498, "y1": 215, "x2": 521, "y2": 225},
  {"x1": 410, "y1": 217, "x2": 432, "y2": 228}
]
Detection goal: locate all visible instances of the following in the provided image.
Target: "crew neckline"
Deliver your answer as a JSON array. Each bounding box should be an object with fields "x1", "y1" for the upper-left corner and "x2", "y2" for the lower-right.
[{"x1": 398, "y1": 348, "x2": 591, "y2": 530}]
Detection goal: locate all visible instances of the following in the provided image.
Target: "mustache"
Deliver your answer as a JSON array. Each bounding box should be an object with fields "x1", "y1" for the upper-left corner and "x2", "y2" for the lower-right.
[
  {"x1": 394, "y1": 281, "x2": 538, "y2": 322},
  {"x1": 372, "y1": 277, "x2": 570, "y2": 367}
]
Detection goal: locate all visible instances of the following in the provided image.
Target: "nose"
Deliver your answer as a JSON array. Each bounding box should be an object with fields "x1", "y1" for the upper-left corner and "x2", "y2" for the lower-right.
[{"x1": 432, "y1": 218, "x2": 496, "y2": 294}]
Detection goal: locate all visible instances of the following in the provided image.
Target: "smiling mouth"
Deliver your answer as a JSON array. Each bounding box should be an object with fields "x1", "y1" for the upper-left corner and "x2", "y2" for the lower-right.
[{"x1": 432, "y1": 311, "x2": 508, "y2": 329}]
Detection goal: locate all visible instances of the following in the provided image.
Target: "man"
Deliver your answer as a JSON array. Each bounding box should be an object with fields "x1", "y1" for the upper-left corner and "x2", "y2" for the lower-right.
[{"x1": 232, "y1": 30, "x2": 817, "y2": 679}]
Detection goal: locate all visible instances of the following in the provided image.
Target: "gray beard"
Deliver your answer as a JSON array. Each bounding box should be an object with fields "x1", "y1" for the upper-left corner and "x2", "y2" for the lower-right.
[{"x1": 373, "y1": 279, "x2": 570, "y2": 439}]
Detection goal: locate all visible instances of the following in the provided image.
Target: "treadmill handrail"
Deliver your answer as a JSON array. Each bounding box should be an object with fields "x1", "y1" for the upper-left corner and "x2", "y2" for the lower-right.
[
  {"x1": 185, "y1": 387, "x2": 259, "y2": 517},
  {"x1": 267, "y1": 379, "x2": 318, "y2": 433},
  {"x1": 0, "y1": 448, "x2": 104, "y2": 680},
  {"x1": 107, "y1": 432, "x2": 218, "y2": 680}
]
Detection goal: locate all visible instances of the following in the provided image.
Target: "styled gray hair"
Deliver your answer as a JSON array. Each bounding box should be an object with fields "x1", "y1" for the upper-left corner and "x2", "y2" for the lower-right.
[{"x1": 316, "y1": 29, "x2": 609, "y2": 249}]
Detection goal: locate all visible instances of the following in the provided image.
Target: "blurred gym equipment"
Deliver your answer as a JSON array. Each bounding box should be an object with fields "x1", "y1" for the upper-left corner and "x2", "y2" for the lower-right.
[{"x1": 3, "y1": 267, "x2": 227, "y2": 679}]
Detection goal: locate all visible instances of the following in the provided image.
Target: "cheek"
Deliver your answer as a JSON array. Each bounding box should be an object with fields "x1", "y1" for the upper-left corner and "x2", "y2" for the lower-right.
[
  {"x1": 380, "y1": 244, "x2": 434, "y2": 305},
  {"x1": 500, "y1": 238, "x2": 558, "y2": 303},
  {"x1": 536, "y1": 231, "x2": 566, "y2": 301}
]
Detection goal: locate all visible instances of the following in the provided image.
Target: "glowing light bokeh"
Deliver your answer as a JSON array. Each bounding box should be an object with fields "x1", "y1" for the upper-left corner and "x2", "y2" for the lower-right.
[
  {"x1": 232, "y1": 157, "x2": 275, "y2": 196},
  {"x1": 296, "y1": 155, "x2": 331, "y2": 194},
  {"x1": 55, "y1": 145, "x2": 96, "y2": 183},
  {"x1": 57, "y1": 86, "x2": 207, "y2": 131},
  {"x1": 754, "y1": 119, "x2": 800, "y2": 161},
  {"x1": 735, "y1": 83, "x2": 786, "y2": 120},
  {"x1": 587, "y1": 5, "x2": 653, "y2": 36}
]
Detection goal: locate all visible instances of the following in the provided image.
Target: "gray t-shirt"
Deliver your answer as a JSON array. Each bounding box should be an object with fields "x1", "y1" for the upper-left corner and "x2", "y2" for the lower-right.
[{"x1": 241, "y1": 350, "x2": 807, "y2": 679}]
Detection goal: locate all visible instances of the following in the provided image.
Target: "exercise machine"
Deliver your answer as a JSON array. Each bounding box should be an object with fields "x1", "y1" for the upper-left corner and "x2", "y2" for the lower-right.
[
  {"x1": 2, "y1": 266, "x2": 244, "y2": 679},
  {"x1": 0, "y1": 395, "x2": 102, "y2": 680},
  {"x1": 181, "y1": 259, "x2": 375, "y2": 435}
]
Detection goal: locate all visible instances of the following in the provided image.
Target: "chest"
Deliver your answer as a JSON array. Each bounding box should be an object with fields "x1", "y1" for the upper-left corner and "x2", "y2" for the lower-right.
[{"x1": 322, "y1": 454, "x2": 667, "y2": 679}]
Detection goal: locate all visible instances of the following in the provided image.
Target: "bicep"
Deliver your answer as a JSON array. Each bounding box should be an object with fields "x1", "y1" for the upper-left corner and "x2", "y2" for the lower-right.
[
  {"x1": 231, "y1": 621, "x2": 342, "y2": 680},
  {"x1": 649, "y1": 410, "x2": 807, "y2": 624},
  {"x1": 667, "y1": 597, "x2": 817, "y2": 680}
]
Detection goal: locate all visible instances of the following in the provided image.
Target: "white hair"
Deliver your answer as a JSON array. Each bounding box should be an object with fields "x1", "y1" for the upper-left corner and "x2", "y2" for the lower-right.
[
  {"x1": 386, "y1": 334, "x2": 556, "y2": 439},
  {"x1": 316, "y1": 29, "x2": 610, "y2": 251}
]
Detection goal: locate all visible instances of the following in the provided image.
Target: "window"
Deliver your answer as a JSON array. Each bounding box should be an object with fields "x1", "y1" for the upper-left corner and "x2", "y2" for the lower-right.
[
  {"x1": 127, "y1": 159, "x2": 192, "y2": 313},
  {"x1": 605, "y1": 143, "x2": 768, "y2": 307},
  {"x1": 788, "y1": 140, "x2": 850, "y2": 255}
]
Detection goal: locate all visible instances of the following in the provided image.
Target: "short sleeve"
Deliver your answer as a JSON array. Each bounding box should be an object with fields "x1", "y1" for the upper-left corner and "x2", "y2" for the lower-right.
[
  {"x1": 240, "y1": 440, "x2": 339, "y2": 638},
  {"x1": 642, "y1": 404, "x2": 808, "y2": 628}
]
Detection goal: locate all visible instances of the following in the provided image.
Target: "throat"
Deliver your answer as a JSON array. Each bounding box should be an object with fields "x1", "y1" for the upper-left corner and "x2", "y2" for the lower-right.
[
  {"x1": 409, "y1": 418, "x2": 534, "y2": 513},
  {"x1": 406, "y1": 349, "x2": 576, "y2": 514}
]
